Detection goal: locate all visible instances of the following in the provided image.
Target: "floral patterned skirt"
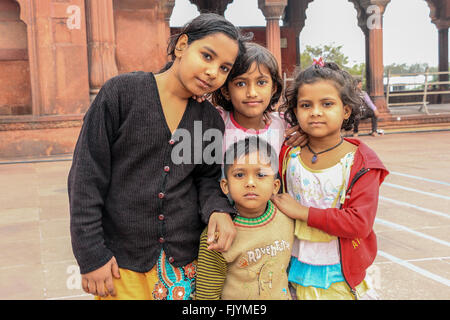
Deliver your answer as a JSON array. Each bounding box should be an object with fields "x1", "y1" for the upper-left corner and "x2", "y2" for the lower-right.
[
  {"x1": 96, "y1": 250, "x2": 197, "y2": 300},
  {"x1": 152, "y1": 250, "x2": 197, "y2": 300}
]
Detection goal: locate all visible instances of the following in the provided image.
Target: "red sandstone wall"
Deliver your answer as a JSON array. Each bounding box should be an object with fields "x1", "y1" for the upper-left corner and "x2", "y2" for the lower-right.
[
  {"x1": 113, "y1": 0, "x2": 169, "y2": 73},
  {"x1": 0, "y1": 0, "x2": 31, "y2": 115},
  {"x1": 170, "y1": 26, "x2": 298, "y2": 77},
  {"x1": 239, "y1": 27, "x2": 298, "y2": 76}
]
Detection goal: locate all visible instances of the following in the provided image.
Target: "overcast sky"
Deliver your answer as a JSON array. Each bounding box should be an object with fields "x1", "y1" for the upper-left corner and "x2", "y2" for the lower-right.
[{"x1": 170, "y1": 0, "x2": 445, "y2": 67}]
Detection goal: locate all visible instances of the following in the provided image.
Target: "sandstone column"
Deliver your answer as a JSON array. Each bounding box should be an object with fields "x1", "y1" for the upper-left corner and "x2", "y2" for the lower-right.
[
  {"x1": 426, "y1": 0, "x2": 450, "y2": 102},
  {"x1": 438, "y1": 27, "x2": 449, "y2": 94},
  {"x1": 351, "y1": 0, "x2": 391, "y2": 114},
  {"x1": 258, "y1": 0, "x2": 288, "y2": 70},
  {"x1": 282, "y1": 0, "x2": 314, "y2": 69},
  {"x1": 85, "y1": 0, "x2": 118, "y2": 95},
  {"x1": 158, "y1": 0, "x2": 176, "y2": 63}
]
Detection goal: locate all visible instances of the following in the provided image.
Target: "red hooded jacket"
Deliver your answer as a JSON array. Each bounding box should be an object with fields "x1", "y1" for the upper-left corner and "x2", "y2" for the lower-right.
[{"x1": 279, "y1": 138, "x2": 389, "y2": 294}]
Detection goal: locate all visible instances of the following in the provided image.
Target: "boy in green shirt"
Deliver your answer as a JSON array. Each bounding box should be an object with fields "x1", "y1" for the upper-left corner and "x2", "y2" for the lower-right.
[{"x1": 195, "y1": 136, "x2": 294, "y2": 300}]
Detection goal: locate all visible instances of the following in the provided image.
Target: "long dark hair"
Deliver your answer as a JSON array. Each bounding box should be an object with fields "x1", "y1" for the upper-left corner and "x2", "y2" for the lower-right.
[
  {"x1": 159, "y1": 13, "x2": 247, "y2": 73},
  {"x1": 212, "y1": 42, "x2": 283, "y2": 115},
  {"x1": 282, "y1": 62, "x2": 362, "y2": 131}
]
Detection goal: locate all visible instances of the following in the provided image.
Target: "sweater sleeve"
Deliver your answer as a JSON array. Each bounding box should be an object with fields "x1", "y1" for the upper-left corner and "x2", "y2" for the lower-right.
[
  {"x1": 194, "y1": 105, "x2": 237, "y2": 224},
  {"x1": 195, "y1": 228, "x2": 228, "y2": 300},
  {"x1": 68, "y1": 82, "x2": 118, "y2": 274},
  {"x1": 307, "y1": 169, "x2": 383, "y2": 239}
]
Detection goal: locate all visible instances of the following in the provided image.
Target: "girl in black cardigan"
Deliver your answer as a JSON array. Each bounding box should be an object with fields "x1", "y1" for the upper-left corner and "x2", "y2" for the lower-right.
[{"x1": 68, "y1": 13, "x2": 247, "y2": 300}]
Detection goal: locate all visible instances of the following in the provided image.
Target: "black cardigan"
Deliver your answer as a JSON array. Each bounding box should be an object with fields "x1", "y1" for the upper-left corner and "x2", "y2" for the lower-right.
[{"x1": 68, "y1": 72, "x2": 235, "y2": 274}]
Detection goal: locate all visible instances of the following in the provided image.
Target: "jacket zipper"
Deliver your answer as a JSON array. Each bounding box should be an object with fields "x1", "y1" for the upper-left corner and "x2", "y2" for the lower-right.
[
  {"x1": 338, "y1": 239, "x2": 358, "y2": 300},
  {"x1": 339, "y1": 167, "x2": 371, "y2": 300},
  {"x1": 345, "y1": 168, "x2": 370, "y2": 200}
]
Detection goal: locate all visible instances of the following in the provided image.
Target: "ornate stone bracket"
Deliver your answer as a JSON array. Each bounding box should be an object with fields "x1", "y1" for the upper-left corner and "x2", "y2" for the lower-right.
[
  {"x1": 189, "y1": 0, "x2": 233, "y2": 15},
  {"x1": 426, "y1": 0, "x2": 450, "y2": 30},
  {"x1": 258, "y1": 0, "x2": 287, "y2": 20},
  {"x1": 283, "y1": 0, "x2": 314, "y2": 34},
  {"x1": 348, "y1": 0, "x2": 391, "y2": 34}
]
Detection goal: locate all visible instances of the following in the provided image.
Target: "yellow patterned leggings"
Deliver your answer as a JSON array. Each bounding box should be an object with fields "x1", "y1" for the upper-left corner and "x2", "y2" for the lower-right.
[{"x1": 96, "y1": 251, "x2": 197, "y2": 300}]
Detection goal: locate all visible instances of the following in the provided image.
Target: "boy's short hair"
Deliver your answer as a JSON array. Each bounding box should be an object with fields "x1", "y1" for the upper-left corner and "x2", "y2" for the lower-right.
[{"x1": 223, "y1": 136, "x2": 279, "y2": 178}]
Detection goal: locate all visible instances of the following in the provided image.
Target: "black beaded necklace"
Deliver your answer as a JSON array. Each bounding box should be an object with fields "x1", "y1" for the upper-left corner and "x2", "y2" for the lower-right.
[{"x1": 306, "y1": 137, "x2": 344, "y2": 164}]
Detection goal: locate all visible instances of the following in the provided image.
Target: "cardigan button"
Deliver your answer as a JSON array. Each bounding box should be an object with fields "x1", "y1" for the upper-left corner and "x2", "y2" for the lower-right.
[
  {"x1": 158, "y1": 237, "x2": 165, "y2": 244},
  {"x1": 158, "y1": 192, "x2": 165, "y2": 199},
  {"x1": 168, "y1": 256, "x2": 175, "y2": 263},
  {"x1": 158, "y1": 214, "x2": 165, "y2": 221},
  {"x1": 164, "y1": 166, "x2": 170, "y2": 172},
  {"x1": 169, "y1": 139, "x2": 175, "y2": 145}
]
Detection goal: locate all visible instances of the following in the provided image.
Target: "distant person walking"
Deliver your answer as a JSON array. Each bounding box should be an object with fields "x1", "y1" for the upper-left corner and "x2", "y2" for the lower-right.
[{"x1": 353, "y1": 79, "x2": 380, "y2": 137}]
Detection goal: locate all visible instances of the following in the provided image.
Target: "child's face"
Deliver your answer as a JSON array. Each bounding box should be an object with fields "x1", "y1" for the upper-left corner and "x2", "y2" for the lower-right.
[
  {"x1": 221, "y1": 152, "x2": 280, "y2": 218},
  {"x1": 223, "y1": 62, "x2": 276, "y2": 120},
  {"x1": 294, "y1": 80, "x2": 351, "y2": 139},
  {"x1": 175, "y1": 33, "x2": 239, "y2": 97}
]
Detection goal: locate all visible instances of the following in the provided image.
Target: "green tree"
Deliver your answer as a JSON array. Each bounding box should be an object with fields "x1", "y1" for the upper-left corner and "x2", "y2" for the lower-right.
[
  {"x1": 300, "y1": 43, "x2": 349, "y2": 69},
  {"x1": 300, "y1": 43, "x2": 365, "y2": 84},
  {"x1": 383, "y1": 62, "x2": 436, "y2": 76},
  {"x1": 347, "y1": 62, "x2": 365, "y2": 77}
]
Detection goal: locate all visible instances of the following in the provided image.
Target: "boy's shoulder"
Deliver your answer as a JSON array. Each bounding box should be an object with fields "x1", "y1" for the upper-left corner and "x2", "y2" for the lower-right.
[{"x1": 273, "y1": 205, "x2": 295, "y2": 226}]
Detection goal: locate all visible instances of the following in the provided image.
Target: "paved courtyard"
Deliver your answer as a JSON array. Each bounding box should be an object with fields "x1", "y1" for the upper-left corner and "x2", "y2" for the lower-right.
[{"x1": 0, "y1": 131, "x2": 449, "y2": 300}]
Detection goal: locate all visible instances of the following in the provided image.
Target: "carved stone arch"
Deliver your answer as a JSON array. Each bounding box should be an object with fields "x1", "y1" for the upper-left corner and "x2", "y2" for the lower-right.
[
  {"x1": 348, "y1": 0, "x2": 368, "y2": 34},
  {"x1": 283, "y1": 0, "x2": 314, "y2": 32},
  {"x1": 348, "y1": 0, "x2": 391, "y2": 34},
  {"x1": 12, "y1": 0, "x2": 28, "y2": 25},
  {"x1": 425, "y1": 0, "x2": 438, "y2": 24},
  {"x1": 425, "y1": 0, "x2": 450, "y2": 29}
]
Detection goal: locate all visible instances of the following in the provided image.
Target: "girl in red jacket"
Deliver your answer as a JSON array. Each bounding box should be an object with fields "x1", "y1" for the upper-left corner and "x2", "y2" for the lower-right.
[{"x1": 272, "y1": 60, "x2": 389, "y2": 300}]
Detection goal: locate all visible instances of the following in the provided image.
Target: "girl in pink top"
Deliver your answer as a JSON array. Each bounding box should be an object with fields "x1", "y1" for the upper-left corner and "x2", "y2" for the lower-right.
[{"x1": 210, "y1": 42, "x2": 306, "y2": 159}]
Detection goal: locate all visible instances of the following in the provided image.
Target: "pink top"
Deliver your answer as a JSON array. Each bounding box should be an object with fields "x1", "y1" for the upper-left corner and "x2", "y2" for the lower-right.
[{"x1": 217, "y1": 107, "x2": 288, "y2": 159}]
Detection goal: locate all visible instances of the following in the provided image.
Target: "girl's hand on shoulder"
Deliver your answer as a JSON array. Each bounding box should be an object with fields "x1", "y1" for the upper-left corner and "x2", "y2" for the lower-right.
[
  {"x1": 284, "y1": 125, "x2": 308, "y2": 147},
  {"x1": 263, "y1": 113, "x2": 272, "y2": 126},
  {"x1": 207, "y1": 212, "x2": 237, "y2": 252},
  {"x1": 271, "y1": 193, "x2": 309, "y2": 221}
]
